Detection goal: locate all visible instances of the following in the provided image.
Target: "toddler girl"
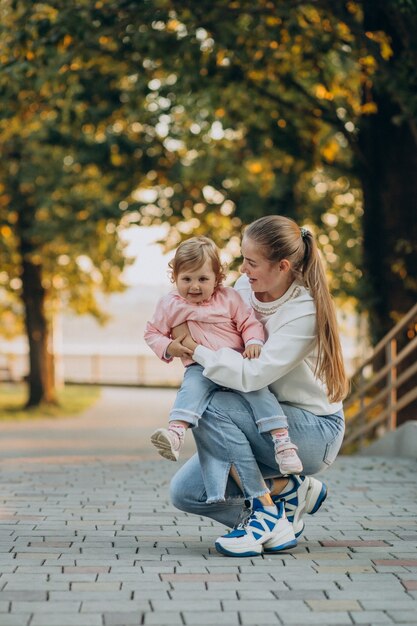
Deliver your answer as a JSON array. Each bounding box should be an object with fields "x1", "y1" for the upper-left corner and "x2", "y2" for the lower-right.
[{"x1": 144, "y1": 236, "x2": 302, "y2": 475}]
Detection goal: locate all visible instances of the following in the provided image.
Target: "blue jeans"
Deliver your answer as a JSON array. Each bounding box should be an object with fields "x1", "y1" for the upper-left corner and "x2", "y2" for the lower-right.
[
  {"x1": 170, "y1": 364, "x2": 288, "y2": 432},
  {"x1": 170, "y1": 389, "x2": 345, "y2": 522}
]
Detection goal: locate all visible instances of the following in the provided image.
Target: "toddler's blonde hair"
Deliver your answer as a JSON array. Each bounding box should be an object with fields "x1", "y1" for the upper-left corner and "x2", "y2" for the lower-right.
[{"x1": 169, "y1": 236, "x2": 226, "y2": 286}]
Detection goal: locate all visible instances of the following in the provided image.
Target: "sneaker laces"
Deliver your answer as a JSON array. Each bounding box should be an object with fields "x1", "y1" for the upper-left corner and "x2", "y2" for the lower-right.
[
  {"x1": 233, "y1": 501, "x2": 252, "y2": 530},
  {"x1": 236, "y1": 506, "x2": 275, "y2": 531}
]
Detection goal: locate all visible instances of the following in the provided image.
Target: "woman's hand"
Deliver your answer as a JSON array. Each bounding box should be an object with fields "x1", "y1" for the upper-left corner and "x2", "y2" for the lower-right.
[{"x1": 171, "y1": 323, "x2": 198, "y2": 356}]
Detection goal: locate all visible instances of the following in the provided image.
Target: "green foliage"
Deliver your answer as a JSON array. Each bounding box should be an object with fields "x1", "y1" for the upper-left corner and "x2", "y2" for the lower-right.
[
  {"x1": 0, "y1": 0, "x2": 416, "y2": 340},
  {"x1": 124, "y1": 1, "x2": 368, "y2": 301},
  {"x1": 133, "y1": 0, "x2": 417, "y2": 316},
  {"x1": 0, "y1": 0, "x2": 148, "y2": 331}
]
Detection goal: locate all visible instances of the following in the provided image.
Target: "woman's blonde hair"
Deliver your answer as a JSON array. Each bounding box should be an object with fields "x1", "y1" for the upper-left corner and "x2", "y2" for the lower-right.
[
  {"x1": 245, "y1": 215, "x2": 349, "y2": 402},
  {"x1": 169, "y1": 236, "x2": 226, "y2": 285}
]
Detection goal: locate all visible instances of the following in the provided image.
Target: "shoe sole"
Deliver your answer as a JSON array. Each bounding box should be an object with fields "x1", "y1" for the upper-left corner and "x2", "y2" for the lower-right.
[
  {"x1": 215, "y1": 537, "x2": 297, "y2": 557},
  {"x1": 263, "y1": 523, "x2": 297, "y2": 552},
  {"x1": 279, "y1": 467, "x2": 304, "y2": 476},
  {"x1": 214, "y1": 542, "x2": 262, "y2": 557},
  {"x1": 150, "y1": 431, "x2": 178, "y2": 462},
  {"x1": 263, "y1": 538, "x2": 298, "y2": 553}
]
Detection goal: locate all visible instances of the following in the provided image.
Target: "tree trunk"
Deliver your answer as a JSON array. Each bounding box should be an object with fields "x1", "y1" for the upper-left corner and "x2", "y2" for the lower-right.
[
  {"x1": 358, "y1": 4, "x2": 417, "y2": 425},
  {"x1": 21, "y1": 258, "x2": 57, "y2": 407},
  {"x1": 358, "y1": 104, "x2": 417, "y2": 340},
  {"x1": 358, "y1": 3, "x2": 417, "y2": 341}
]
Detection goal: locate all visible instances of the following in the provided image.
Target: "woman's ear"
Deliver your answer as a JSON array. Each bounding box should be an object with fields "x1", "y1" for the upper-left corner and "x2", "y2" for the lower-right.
[{"x1": 279, "y1": 259, "x2": 291, "y2": 273}]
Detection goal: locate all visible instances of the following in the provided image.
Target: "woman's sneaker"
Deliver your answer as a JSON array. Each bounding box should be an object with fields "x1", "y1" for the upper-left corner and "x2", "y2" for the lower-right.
[
  {"x1": 215, "y1": 499, "x2": 297, "y2": 557},
  {"x1": 273, "y1": 475, "x2": 327, "y2": 538}
]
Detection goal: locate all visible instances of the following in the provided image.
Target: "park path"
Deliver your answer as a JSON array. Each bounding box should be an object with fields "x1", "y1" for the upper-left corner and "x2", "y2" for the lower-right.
[
  {"x1": 0, "y1": 386, "x2": 416, "y2": 626},
  {"x1": 0, "y1": 387, "x2": 196, "y2": 463}
]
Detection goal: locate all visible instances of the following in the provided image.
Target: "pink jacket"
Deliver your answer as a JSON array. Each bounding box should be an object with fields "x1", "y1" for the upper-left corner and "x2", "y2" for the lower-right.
[{"x1": 144, "y1": 286, "x2": 265, "y2": 366}]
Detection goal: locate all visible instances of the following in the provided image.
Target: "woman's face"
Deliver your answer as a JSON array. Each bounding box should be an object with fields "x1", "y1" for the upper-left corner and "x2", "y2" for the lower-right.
[{"x1": 240, "y1": 236, "x2": 292, "y2": 299}]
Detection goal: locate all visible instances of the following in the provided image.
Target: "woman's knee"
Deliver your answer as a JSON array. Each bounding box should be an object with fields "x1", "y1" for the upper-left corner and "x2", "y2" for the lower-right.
[
  {"x1": 169, "y1": 455, "x2": 206, "y2": 514},
  {"x1": 170, "y1": 470, "x2": 189, "y2": 512}
]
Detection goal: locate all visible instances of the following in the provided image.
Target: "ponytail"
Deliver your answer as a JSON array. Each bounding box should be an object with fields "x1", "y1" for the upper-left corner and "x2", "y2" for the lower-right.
[
  {"x1": 301, "y1": 230, "x2": 349, "y2": 402},
  {"x1": 245, "y1": 216, "x2": 349, "y2": 402}
]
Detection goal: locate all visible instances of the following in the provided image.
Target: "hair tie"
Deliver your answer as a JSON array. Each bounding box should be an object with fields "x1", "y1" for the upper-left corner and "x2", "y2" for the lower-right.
[{"x1": 300, "y1": 227, "x2": 309, "y2": 239}]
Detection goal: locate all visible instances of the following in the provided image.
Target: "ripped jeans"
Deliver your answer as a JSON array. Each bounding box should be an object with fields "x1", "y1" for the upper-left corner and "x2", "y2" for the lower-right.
[
  {"x1": 170, "y1": 389, "x2": 344, "y2": 526},
  {"x1": 170, "y1": 363, "x2": 288, "y2": 433}
]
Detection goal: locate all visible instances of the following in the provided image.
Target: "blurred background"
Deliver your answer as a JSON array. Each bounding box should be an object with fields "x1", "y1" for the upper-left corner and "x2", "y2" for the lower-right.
[{"x1": 0, "y1": 1, "x2": 416, "y2": 436}]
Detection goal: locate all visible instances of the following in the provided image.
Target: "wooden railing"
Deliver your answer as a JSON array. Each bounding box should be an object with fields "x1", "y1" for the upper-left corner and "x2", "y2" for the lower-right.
[
  {"x1": 0, "y1": 352, "x2": 183, "y2": 388},
  {"x1": 343, "y1": 302, "x2": 417, "y2": 452}
]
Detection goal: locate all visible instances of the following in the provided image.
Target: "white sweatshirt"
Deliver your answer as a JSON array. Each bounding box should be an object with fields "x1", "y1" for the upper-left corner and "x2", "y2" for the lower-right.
[{"x1": 193, "y1": 275, "x2": 343, "y2": 416}]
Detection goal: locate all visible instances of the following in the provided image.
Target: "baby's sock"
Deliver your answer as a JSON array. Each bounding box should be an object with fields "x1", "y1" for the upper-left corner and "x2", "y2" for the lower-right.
[
  {"x1": 168, "y1": 423, "x2": 186, "y2": 449},
  {"x1": 271, "y1": 429, "x2": 291, "y2": 445}
]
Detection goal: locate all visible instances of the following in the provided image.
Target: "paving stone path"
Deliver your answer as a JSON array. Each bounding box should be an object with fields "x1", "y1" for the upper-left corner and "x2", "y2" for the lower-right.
[{"x1": 0, "y1": 387, "x2": 416, "y2": 626}]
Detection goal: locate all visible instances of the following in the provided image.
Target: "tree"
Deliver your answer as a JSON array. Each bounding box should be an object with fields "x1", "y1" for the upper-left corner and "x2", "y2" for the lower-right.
[
  {"x1": 1, "y1": 0, "x2": 416, "y2": 407},
  {"x1": 128, "y1": 1, "x2": 365, "y2": 301},
  {"x1": 0, "y1": 1, "x2": 154, "y2": 405},
  {"x1": 0, "y1": 0, "x2": 212, "y2": 406},
  {"x1": 136, "y1": 0, "x2": 417, "y2": 340},
  {"x1": 353, "y1": 1, "x2": 417, "y2": 339}
]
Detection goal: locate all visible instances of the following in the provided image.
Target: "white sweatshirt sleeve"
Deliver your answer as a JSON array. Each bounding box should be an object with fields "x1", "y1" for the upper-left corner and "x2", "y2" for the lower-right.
[{"x1": 193, "y1": 315, "x2": 317, "y2": 393}]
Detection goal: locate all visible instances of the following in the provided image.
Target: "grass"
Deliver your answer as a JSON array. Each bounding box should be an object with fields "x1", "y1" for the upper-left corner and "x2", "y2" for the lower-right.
[{"x1": 0, "y1": 383, "x2": 101, "y2": 421}]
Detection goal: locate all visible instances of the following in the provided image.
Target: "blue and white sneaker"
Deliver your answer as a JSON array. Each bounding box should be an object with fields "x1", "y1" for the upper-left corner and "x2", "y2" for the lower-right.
[
  {"x1": 274, "y1": 475, "x2": 327, "y2": 538},
  {"x1": 215, "y1": 499, "x2": 297, "y2": 557}
]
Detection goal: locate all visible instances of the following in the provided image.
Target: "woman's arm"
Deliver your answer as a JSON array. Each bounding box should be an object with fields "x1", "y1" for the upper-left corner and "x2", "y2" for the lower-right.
[{"x1": 193, "y1": 316, "x2": 317, "y2": 392}]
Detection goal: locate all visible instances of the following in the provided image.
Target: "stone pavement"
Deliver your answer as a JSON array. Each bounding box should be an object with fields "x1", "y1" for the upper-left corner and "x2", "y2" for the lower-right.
[{"x1": 0, "y1": 387, "x2": 416, "y2": 626}]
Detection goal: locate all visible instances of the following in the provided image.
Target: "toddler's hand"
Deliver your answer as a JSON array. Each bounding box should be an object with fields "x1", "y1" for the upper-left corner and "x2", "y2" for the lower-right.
[
  {"x1": 243, "y1": 344, "x2": 262, "y2": 359},
  {"x1": 167, "y1": 334, "x2": 194, "y2": 359}
]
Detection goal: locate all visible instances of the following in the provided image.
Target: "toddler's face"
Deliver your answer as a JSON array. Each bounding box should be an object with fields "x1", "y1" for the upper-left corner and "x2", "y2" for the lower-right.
[{"x1": 176, "y1": 260, "x2": 217, "y2": 304}]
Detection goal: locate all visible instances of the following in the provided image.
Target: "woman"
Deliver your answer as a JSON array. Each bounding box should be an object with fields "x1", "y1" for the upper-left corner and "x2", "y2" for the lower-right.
[{"x1": 170, "y1": 215, "x2": 348, "y2": 557}]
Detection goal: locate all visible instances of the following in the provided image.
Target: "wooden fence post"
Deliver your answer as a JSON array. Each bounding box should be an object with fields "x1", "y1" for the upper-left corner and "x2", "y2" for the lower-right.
[
  {"x1": 386, "y1": 338, "x2": 398, "y2": 431},
  {"x1": 358, "y1": 368, "x2": 366, "y2": 450}
]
